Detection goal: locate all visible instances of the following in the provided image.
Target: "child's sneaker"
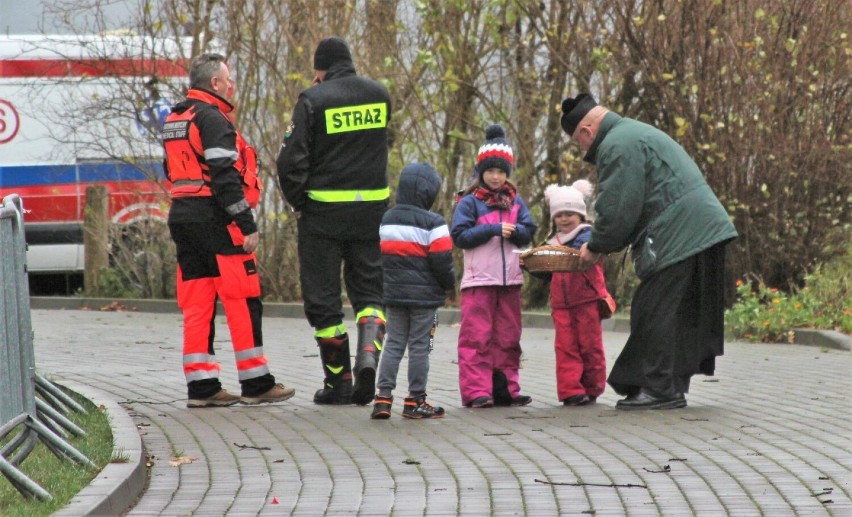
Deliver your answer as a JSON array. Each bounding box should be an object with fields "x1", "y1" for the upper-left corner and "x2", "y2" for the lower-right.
[
  {"x1": 371, "y1": 395, "x2": 393, "y2": 419},
  {"x1": 402, "y1": 394, "x2": 444, "y2": 419},
  {"x1": 509, "y1": 395, "x2": 532, "y2": 406}
]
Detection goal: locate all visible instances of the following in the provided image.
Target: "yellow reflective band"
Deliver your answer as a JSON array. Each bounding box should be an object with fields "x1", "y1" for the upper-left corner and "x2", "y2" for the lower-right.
[
  {"x1": 374, "y1": 339, "x2": 383, "y2": 351},
  {"x1": 325, "y1": 102, "x2": 388, "y2": 134},
  {"x1": 307, "y1": 187, "x2": 390, "y2": 203},
  {"x1": 356, "y1": 307, "x2": 386, "y2": 321},
  {"x1": 315, "y1": 324, "x2": 347, "y2": 339},
  {"x1": 326, "y1": 365, "x2": 344, "y2": 375}
]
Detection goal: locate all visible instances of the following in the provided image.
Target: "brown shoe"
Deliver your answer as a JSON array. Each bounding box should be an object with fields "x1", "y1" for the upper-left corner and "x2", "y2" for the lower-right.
[
  {"x1": 187, "y1": 389, "x2": 241, "y2": 408},
  {"x1": 241, "y1": 383, "x2": 296, "y2": 405}
]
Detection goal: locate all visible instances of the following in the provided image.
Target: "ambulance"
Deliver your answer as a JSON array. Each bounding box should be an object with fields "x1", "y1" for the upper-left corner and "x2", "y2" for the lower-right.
[{"x1": 0, "y1": 34, "x2": 188, "y2": 274}]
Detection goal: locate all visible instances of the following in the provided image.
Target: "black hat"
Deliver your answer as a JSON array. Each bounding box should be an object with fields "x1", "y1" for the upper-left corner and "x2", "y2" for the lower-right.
[
  {"x1": 475, "y1": 124, "x2": 515, "y2": 177},
  {"x1": 313, "y1": 37, "x2": 352, "y2": 70},
  {"x1": 561, "y1": 93, "x2": 598, "y2": 135}
]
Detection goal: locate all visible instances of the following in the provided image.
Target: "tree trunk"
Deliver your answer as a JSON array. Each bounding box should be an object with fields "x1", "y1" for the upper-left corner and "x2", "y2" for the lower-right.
[{"x1": 83, "y1": 186, "x2": 109, "y2": 294}]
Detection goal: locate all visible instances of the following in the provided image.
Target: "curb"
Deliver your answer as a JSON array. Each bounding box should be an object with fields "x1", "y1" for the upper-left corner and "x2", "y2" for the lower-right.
[
  {"x1": 791, "y1": 327, "x2": 852, "y2": 351},
  {"x1": 50, "y1": 380, "x2": 146, "y2": 517},
  {"x1": 30, "y1": 296, "x2": 633, "y2": 333},
  {"x1": 32, "y1": 297, "x2": 848, "y2": 348},
  {"x1": 434, "y1": 306, "x2": 631, "y2": 333}
]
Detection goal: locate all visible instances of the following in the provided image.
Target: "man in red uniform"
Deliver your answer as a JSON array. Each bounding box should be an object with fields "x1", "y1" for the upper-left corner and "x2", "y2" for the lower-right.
[{"x1": 164, "y1": 53, "x2": 295, "y2": 408}]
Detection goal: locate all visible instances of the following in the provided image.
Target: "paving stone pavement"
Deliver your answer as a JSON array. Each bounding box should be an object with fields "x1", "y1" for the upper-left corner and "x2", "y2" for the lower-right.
[{"x1": 30, "y1": 307, "x2": 851, "y2": 516}]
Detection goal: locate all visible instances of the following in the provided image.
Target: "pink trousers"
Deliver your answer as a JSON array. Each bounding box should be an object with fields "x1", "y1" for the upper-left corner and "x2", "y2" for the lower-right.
[
  {"x1": 457, "y1": 286, "x2": 523, "y2": 405},
  {"x1": 552, "y1": 302, "x2": 606, "y2": 401}
]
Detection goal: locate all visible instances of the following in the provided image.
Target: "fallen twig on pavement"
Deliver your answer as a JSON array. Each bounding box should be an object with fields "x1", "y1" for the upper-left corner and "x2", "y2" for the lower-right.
[
  {"x1": 535, "y1": 479, "x2": 648, "y2": 489},
  {"x1": 643, "y1": 465, "x2": 671, "y2": 473},
  {"x1": 234, "y1": 442, "x2": 271, "y2": 451}
]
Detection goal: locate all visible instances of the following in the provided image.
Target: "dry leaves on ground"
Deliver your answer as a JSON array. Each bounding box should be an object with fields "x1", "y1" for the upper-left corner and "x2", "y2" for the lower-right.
[{"x1": 169, "y1": 456, "x2": 198, "y2": 467}]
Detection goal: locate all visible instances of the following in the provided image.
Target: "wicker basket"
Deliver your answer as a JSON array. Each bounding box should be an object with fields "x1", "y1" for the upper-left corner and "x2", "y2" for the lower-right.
[{"x1": 520, "y1": 245, "x2": 583, "y2": 272}]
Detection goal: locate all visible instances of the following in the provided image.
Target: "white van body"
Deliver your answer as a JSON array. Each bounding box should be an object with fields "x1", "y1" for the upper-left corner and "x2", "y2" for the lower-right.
[{"x1": 0, "y1": 34, "x2": 187, "y2": 273}]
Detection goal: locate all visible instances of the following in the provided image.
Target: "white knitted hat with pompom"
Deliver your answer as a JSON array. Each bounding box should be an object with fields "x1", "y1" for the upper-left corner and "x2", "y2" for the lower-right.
[{"x1": 543, "y1": 179, "x2": 593, "y2": 219}]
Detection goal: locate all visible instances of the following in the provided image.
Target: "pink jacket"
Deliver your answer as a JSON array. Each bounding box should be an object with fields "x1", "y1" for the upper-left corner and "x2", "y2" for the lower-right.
[{"x1": 451, "y1": 193, "x2": 537, "y2": 290}]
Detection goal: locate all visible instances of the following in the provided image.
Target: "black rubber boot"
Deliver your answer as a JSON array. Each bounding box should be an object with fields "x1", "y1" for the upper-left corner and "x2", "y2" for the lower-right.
[
  {"x1": 492, "y1": 370, "x2": 513, "y2": 406},
  {"x1": 352, "y1": 316, "x2": 385, "y2": 405},
  {"x1": 313, "y1": 334, "x2": 353, "y2": 405}
]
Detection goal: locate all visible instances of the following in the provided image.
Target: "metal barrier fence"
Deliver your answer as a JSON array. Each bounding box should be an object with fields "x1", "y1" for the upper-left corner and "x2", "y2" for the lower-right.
[{"x1": 0, "y1": 194, "x2": 95, "y2": 501}]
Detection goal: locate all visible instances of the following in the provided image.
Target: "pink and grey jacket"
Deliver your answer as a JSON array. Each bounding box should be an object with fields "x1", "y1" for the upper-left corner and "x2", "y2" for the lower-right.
[{"x1": 451, "y1": 191, "x2": 537, "y2": 289}]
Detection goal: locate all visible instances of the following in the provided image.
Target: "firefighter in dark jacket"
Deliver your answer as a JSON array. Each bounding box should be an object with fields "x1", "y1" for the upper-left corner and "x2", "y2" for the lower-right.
[
  {"x1": 276, "y1": 37, "x2": 391, "y2": 406},
  {"x1": 164, "y1": 53, "x2": 294, "y2": 408}
]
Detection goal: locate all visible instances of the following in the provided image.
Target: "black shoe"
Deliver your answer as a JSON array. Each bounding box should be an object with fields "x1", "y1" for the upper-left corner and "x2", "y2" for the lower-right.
[
  {"x1": 352, "y1": 367, "x2": 376, "y2": 406},
  {"x1": 509, "y1": 395, "x2": 532, "y2": 406},
  {"x1": 466, "y1": 396, "x2": 493, "y2": 408},
  {"x1": 402, "y1": 394, "x2": 444, "y2": 419},
  {"x1": 562, "y1": 394, "x2": 590, "y2": 406},
  {"x1": 313, "y1": 382, "x2": 353, "y2": 405},
  {"x1": 370, "y1": 395, "x2": 393, "y2": 419},
  {"x1": 615, "y1": 389, "x2": 686, "y2": 410}
]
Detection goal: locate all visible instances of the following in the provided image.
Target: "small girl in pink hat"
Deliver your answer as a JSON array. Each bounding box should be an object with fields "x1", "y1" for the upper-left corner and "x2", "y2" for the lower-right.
[{"x1": 534, "y1": 180, "x2": 610, "y2": 406}]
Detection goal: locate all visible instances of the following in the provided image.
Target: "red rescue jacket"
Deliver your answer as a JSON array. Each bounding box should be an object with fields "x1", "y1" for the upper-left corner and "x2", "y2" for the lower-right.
[{"x1": 163, "y1": 89, "x2": 261, "y2": 208}]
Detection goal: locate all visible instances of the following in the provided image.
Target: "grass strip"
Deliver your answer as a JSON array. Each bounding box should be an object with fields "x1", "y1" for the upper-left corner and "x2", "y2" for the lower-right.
[{"x1": 0, "y1": 387, "x2": 113, "y2": 517}]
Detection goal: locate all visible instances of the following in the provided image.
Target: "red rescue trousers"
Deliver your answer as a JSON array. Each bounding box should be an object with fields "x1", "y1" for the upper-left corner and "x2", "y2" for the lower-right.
[{"x1": 170, "y1": 220, "x2": 273, "y2": 399}]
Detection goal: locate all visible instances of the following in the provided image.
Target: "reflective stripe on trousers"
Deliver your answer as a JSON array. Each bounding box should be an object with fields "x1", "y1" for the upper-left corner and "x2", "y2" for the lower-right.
[{"x1": 178, "y1": 265, "x2": 269, "y2": 384}]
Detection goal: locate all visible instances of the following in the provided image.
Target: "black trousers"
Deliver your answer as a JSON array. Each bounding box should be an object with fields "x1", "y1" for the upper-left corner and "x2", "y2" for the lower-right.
[
  {"x1": 607, "y1": 241, "x2": 728, "y2": 397},
  {"x1": 297, "y1": 227, "x2": 384, "y2": 331}
]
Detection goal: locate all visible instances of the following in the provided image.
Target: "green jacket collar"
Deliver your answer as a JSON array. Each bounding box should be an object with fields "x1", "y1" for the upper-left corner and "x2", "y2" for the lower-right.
[{"x1": 583, "y1": 112, "x2": 622, "y2": 164}]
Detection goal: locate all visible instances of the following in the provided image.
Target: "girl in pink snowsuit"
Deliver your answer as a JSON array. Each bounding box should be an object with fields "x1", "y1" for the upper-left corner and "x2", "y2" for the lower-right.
[
  {"x1": 451, "y1": 125, "x2": 538, "y2": 408},
  {"x1": 536, "y1": 180, "x2": 608, "y2": 405}
]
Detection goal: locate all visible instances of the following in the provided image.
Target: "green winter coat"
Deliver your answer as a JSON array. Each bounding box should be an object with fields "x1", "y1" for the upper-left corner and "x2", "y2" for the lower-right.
[{"x1": 585, "y1": 113, "x2": 738, "y2": 279}]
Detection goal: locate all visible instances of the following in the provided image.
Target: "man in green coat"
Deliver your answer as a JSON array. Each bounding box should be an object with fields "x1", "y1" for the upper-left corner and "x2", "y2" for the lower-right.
[{"x1": 562, "y1": 93, "x2": 738, "y2": 410}]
